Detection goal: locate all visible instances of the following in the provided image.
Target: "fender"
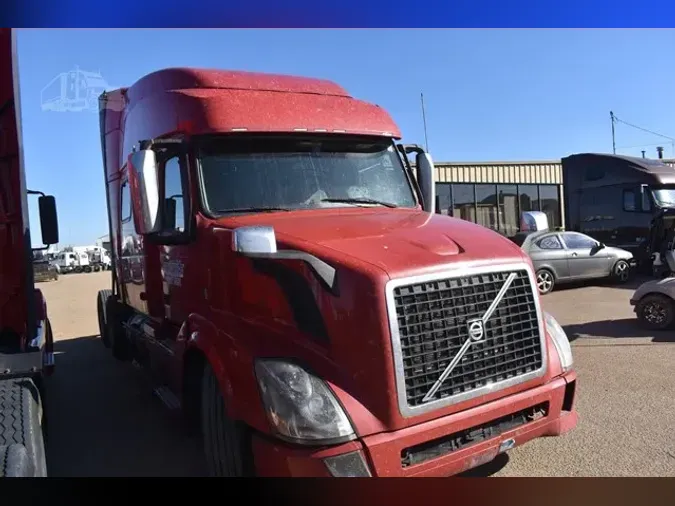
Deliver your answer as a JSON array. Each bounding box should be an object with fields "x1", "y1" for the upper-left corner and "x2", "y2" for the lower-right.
[{"x1": 180, "y1": 313, "x2": 270, "y2": 434}]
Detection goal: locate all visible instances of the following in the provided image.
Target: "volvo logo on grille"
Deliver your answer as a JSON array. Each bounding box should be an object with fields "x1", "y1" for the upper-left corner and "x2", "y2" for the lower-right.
[
  {"x1": 467, "y1": 319, "x2": 485, "y2": 341},
  {"x1": 421, "y1": 271, "x2": 518, "y2": 404}
]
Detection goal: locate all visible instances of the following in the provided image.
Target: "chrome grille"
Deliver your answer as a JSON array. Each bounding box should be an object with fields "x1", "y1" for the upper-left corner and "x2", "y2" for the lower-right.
[{"x1": 387, "y1": 264, "x2": 545, "y2": 415}]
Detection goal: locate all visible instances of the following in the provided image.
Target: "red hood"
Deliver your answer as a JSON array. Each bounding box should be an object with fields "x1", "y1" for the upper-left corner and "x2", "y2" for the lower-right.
[{"x1": 224, "y1": 207, "x2": 528, "y2": 279}]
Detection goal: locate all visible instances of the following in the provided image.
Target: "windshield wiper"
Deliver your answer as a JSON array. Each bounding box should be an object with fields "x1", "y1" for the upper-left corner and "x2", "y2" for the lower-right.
[
  {"x1": 320, "y1": 197, "x2": 398, "y2": 208},
  {"x1": 218, "y1": 207, "x2": 293, "y2": 214}
]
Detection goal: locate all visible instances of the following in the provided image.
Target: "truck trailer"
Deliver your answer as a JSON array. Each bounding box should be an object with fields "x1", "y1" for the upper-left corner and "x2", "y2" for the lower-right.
[
  {"x1": 561, "y1": 152, "x2": 675, "y2": 269},
  {"x1": 96, "y1": 67, "x2": 577, "y2": 477},
  {"x1": 1, "y1": 28, "x2": 59, "y2": 477}
]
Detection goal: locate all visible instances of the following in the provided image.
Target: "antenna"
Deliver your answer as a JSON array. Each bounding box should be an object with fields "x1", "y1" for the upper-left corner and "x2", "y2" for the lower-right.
[{"x1": 421, "y1": 93, "x2": 429, "y2": 153}]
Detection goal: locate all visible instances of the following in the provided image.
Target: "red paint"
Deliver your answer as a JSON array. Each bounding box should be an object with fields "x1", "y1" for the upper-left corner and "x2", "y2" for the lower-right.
[
  {"x1": 0, "y1": 29, "x2": 53, "y2": 362},
  {"x1": 101, "y1": 67, "x2": 577, "y2": 477}
]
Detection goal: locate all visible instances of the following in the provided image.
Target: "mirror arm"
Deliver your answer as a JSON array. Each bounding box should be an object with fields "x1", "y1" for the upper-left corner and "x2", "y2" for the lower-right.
[
  {"x1": 27, "y1": 189, "x2": 45, "y2": 197},
  {"x1": 241, "y1": 250, "x2": 337, "y2": 294}
]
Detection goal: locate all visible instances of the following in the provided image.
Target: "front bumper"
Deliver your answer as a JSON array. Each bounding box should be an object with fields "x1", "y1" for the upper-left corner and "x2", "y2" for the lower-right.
[{"x1": 251, "y1": 371, "x2": 578, "y2": 477}]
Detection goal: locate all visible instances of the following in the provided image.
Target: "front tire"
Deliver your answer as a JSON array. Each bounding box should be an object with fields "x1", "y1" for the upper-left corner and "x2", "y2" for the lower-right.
[
  {"x1": 200, "y1": 363, "x2": 252, "y2": 477},
  {"x1": 97, "y1": 290, "x2": 112, "y2": 348},
  {"x1": 104, "y1": 296, "x2": 132, "y2": 361},
  {"x1": 613, "y1": 259, "x2": 631, "y2": 284},
  {"x1": 536, "y1": 268, "x2": 555, "y2": 295},
  {"x1": 0, "y1": 379, "x2": 47, "y2": 477},
  {"x1": 636, "y1": 294, "x2": 675, "y2": 330}
]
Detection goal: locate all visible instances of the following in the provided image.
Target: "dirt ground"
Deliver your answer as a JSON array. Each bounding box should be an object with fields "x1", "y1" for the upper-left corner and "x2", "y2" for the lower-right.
[{"x1": 38, "y1": 271, "x2": 675, "y2": 477}]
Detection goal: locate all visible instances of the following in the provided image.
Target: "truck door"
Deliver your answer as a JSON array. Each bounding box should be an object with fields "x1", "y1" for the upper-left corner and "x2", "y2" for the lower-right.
[
  {"x1": 560, "y1": 231, "x2": 611, "y2": 278},
  {"x1": 119, "y1": 176, "x2": 148, "y2": 314}
]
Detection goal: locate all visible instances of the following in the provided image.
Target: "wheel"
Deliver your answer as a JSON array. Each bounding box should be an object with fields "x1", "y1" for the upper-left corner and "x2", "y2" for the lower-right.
[
  {"x1": 0, "y1": 379, "x2": 47, "y2": 477},
  {"x1": 535, "y1": 268, "x2": 555, "y2": 295},
  {"x1": 74, "y1": 266, "x2": 82, "y2": 274},
  {"x1": 93, "y1": 265, "x2": 100, "y2": 273},
  {"x1": 104, "y1": 296, "x2": 132, "y2": 361},
  {"x1": 84, "y1": 265, "x2": 92, "y2": 273},
  {"x1": 200, "y1": 363, "x2": 253, "y2": 477},
  {"x1": 613, "y1": 259, "x2": 631, "y2": 283},
  {"x1": 636, "y1": 294, "x2": 675, "y2": 330},
  {"x1": 97, "y1": 289, "x2": 112, "y2": 348}
]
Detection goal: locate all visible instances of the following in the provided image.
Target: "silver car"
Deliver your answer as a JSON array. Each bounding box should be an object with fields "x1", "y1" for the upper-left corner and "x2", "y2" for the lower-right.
[{"x1": 521, "y1": 230, "x2": 635, "y2": 294}]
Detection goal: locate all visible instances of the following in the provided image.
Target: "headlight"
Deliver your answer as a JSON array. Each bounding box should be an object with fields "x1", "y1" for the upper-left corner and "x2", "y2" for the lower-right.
[
  {"x1": 254, "y1": 359, "x2": 355, "y2": 444},
  {"x1": 544, "y1": 311, "x2": 573, "y2": 372}
]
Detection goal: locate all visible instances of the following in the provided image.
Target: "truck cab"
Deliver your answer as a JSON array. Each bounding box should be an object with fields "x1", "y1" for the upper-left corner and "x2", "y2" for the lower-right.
[{"x1": 97, "y1": 67, "x2": 577, "y2": 477}]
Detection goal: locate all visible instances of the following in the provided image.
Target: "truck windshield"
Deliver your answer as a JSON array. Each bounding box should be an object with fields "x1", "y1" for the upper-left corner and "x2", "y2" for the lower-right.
[
  {"x1": 197, "y1": 136, "x2": 417, "y2": 215},
  {"x1": 652, "y1": 188, "x2": 675, "y2": 207}
]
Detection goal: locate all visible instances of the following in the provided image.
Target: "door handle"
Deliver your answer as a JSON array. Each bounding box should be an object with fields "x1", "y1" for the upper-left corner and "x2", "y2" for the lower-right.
[{"x1": 571, "y1": 252, "x2": 578, "y2": 256}]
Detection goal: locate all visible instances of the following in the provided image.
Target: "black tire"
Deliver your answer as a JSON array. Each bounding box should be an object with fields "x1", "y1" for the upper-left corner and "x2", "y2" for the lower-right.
[
  {"x1": 97, "y1": 289, "x2": 112, "y2": 348},
  {"x1": 613, "y1": 259, "x2": 631, "y2": 284},
  {"x1": 535, "y1": 268, "x2": 555, "y2": 295},
  {"x1": 84, "y1": 265, "x2": 92, "y2": 273},
  {"x1": 200, "y1": 363, "x2": 252, "y2": 477},
  {"x1": 74, "y1": 266, "x2": 82, "y2": 274},
  {"x1": 104, "y1": 296, "x2": 132, "y2": 361},
  {"x1": 0, "y1": 379, "x2": 47, "y2": 477},
  {"x1": 636, "y1": 294, "x2": 675, "y2": 330}
]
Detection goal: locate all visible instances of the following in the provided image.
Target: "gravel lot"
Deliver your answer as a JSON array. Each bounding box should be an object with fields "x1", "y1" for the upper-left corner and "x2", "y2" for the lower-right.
[{"x1": 39, "y1": 271, "x2": 675, "y2": 477}]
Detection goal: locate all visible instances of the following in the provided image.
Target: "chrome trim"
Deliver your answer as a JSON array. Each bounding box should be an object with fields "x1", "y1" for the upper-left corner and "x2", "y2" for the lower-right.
[
  {"x1": 29, "y1": 321, "x2": 46, "y2": 350},
  {"x1": 385, "y1": 261, "x2": 548, "y2": 418}
]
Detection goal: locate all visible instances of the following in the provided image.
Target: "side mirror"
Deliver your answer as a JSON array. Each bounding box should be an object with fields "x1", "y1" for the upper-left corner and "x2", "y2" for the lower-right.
[
  {"x1": 38, "y1": 195, "x2": 59, "y2": 246},
  {"x1": 232, "y1": 226, "x2": 278, "y2": 254},
  {"x1": 128, "y1": 149, "x2": 161, "y2": 235},
  {"x1": 415, "y1": 152, "x2": 436, "y2": 214},
  {"x1": 597, "y1": 242, "x2": 606, "y2": 249}
]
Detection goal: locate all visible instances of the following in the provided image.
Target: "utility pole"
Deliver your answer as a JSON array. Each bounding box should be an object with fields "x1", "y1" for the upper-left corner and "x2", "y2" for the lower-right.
[
  {"x1": 421, "y1": 93, "x2": 429, "y2": 153},
  {"x1": 610, "y1": 111, "x2": 616, "y2": 154}
]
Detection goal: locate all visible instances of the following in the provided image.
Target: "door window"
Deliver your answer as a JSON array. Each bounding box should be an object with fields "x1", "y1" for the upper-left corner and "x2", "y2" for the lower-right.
[
  {"x1": 562, "y1": 232, "x2": 597, "y2": 249},
  {"x1": 163, "y1": 157, "x2": 185, "y2": 233},
  {"x1": 537, "y1": 235, "x2": 563, "y2": 250}
]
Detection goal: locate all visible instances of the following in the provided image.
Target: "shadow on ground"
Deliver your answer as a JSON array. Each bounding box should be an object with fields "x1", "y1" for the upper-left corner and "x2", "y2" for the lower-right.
[
  {"x1": 44, "y1": 334, "x2": 206, "y2": 477},
  {"x1": 564, "y1": 318, "x2": 675, "y2": 343},
  {"x1": 551, "y1": 275, "x2": 650, "y2": 293}
]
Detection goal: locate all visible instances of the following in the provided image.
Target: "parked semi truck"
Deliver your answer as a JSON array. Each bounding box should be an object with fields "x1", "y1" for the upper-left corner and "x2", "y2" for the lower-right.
[
  {"x1": 1, "y1": 28, "x2": 59, "y2": 477},
  {"x1": 561, "y1": 152, "x2": 675, "y2": 270},
  {"x1": 96, "y1": 67, "x2": 577, "y2": 477}
]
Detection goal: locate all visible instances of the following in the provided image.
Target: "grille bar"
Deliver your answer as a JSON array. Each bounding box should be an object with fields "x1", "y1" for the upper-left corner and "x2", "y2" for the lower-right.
[{"x1": 386, "y1": 263, "x2": 547, "y2": 418}]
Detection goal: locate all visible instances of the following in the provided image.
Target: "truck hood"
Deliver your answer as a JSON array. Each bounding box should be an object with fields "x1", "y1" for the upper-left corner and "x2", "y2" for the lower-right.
[
  {"x1": 216, "y1": 208, "x2": 543, "y2": 433},
  {"x1": 225, "y1": 208, "x2": 527, "y2": 278}
]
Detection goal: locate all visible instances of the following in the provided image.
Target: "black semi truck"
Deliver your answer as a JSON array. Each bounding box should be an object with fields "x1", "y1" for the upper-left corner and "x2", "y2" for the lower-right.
[{"x1": 562, "y1": 152, "x2": 675, "y2": 269}]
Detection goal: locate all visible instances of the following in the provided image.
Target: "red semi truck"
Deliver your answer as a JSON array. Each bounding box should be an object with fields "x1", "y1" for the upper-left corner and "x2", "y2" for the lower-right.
[
  {"x1": 97, "y1": 67, "x2": 577, "y2": 477},
  {"x1": 1, "y1": 29, "x2": 59, "y2": 477}
]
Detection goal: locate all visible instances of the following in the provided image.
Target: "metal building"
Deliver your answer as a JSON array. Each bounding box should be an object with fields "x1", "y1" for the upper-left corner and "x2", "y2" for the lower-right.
[
  {"x1": 432, "y1": 157, "x2": 675, "y2": 238},
  {"x1": 433, "y1": 160, "x2": 564, "y2": 238}
]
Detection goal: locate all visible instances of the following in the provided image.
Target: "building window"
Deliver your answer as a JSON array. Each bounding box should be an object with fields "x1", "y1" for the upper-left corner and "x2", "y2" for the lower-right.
[
  {"x1": 498, "y1": 184, "x2": 519, "y2": 237},
  {"x1": 538, "y1": 184, "x2": 560, "y2": 229},
  {"x1": 518, "y1": 184, "x2": 539, "y2": 216},
  {"x1": 623, "y1": 189, "x2": 637, "y2": 211},
  {"x1": 451, "y1": 184, "x2": 475, "y2": 222},
  {"x1": 436, "y1": 183, "x2": 451, "y2": 215},
  {"x1": 475, "y1": 184, "x2": 498, "y2": 231}
]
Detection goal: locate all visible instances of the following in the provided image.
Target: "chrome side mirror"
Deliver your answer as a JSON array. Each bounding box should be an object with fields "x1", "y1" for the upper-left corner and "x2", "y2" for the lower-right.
[
  {"x1": 415, "y1": 152, "x2": 436, "y2": 214},
  {"x1": 128, "y1": 149, "x2": 161, "y2": 235},
  {"x1": 232, "y1": 225, "x2": 338, "y2": 292},
  {"x1": 232, "y1": 226, "x2": 278, "y2": 254}
]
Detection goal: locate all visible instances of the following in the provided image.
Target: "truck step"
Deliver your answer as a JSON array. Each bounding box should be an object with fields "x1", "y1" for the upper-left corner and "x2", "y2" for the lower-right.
[{"x1": 153, "y1": 386, "x2": 181, "y2": 411}]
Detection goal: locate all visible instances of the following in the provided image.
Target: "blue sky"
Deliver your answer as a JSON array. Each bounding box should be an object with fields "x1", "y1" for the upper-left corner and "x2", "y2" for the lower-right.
[{"x1": 16, "y1": 29, "x2": 675, "y2": 246}]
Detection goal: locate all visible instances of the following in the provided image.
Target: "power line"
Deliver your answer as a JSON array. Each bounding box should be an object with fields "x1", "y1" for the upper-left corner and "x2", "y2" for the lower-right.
[{"x1": 613, "y1": 114, "x2": 675, "y2": 141}]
